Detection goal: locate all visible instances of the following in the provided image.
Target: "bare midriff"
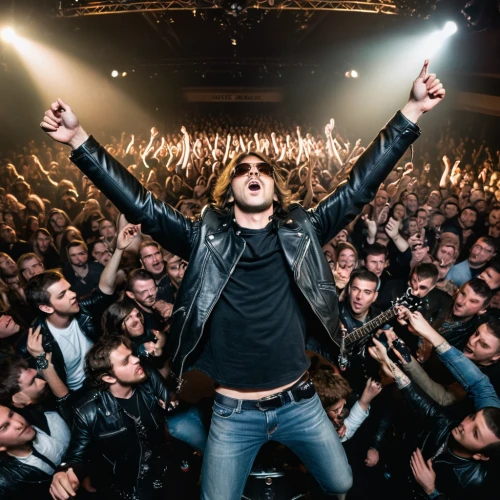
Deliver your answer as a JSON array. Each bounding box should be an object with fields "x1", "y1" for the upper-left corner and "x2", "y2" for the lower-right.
[{"x1": 216, "y1": 372, "x2": 305, "y2": 400}]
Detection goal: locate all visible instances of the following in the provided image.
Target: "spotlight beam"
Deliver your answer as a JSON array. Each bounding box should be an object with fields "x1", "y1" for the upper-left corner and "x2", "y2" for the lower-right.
[{"x1": 1, "y1": 27, "x2": 17, "y2": 44}]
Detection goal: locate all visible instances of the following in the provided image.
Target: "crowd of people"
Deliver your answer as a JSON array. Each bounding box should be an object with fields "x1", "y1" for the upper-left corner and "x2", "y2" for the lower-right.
[{"x1": 0, "y1": 64, "x2": 499, "y2": 500}]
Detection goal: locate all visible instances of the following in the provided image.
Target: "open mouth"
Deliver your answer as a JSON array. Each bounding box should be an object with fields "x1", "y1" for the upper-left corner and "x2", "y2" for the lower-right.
[
  {"x1": 464, "y1": 345, "x2": 473, "y2": 354},
  {"x1": 248, "y1": 181, "x2": 261, "y2": 192}
]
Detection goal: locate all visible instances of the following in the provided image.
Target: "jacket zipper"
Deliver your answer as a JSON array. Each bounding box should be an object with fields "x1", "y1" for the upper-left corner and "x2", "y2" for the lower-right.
[
  {"x1": 99, "y1": 427, "x2": 127, "y2": 438},
  {"x1": 294, "y1": 237, "x2": 310, "y2": 280},
  {"x1": 172, "y1": 252, "x2": 210, "y2": 364},
  {"x1": 292, "y1": 236, "x2": 336, "y2": 344},
  {"x1": 179, "y1": 241, "x2": 247, "y2": 379}
]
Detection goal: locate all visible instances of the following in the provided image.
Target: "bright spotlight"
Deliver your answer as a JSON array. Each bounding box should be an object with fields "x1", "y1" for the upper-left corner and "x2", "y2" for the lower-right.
[
  {"x1": 122, "y1": 71, "x2": 127, "y2": 77},
  {"x1": 443, "y1": 21, "x2": 458, "y2": 37},
  {"x1": 111, "y1": 70, "x2": 119, "y2": 78},
  {"x1": 421, "y1": 21, "x2": 458, "y2": 58},
  {"x1": 1, "y1": 27, "x2": 17, "y2": 44},
  {"x1": 345, "y1": 70, "x2": 358, "y2": 78}
]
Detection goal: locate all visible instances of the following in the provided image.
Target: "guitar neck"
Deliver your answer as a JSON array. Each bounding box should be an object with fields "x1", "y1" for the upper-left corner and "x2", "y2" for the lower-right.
[{"x1": 344, "y1": 306, "x2": 398, "y2": 347}]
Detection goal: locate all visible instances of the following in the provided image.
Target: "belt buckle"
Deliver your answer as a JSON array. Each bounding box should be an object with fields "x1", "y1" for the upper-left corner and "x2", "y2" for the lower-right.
[{"x1": 256, "y1": 393, "x2": 280, "y2": 411}]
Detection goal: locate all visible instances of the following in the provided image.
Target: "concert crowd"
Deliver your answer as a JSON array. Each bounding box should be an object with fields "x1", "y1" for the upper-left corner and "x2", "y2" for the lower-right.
[{"x1": 1, "y1": 94, "x2": 500, "y2": 500}]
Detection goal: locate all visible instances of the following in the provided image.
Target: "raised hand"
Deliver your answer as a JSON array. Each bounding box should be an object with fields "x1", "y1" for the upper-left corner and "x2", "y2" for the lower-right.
[
  {"x1": 40, "y1": 98, "x2": 88, "y2": 148},
  {"x1": 410, "y1": 448, "x2": 436, "y2": 495},
  {"x1": 385, "y1": 217, "x2": 401, "y2": 239},
  {"x1": 26, "y1": 325, "x2": 44, "y2": 358},
  {"x1": 408, "y1": 60, "x2": 446, "y2": 114},
  {"x1": 116, "y1": 224, "x2": 139, "y2": 251}
]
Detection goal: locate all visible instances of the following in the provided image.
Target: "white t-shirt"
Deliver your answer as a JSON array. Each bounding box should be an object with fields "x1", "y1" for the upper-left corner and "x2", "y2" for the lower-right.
[
  {"x1": 47, "y1": 319, "x2": 93, "y2": 390},
  {"x1": 15, "y1": 411, "x2": 71, "y2": 475}
]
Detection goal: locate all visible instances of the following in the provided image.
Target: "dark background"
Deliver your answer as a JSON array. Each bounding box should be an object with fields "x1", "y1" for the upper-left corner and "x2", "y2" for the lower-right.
[{"x1": 1, "y1": 0, "x2": 499, "y2": 149}]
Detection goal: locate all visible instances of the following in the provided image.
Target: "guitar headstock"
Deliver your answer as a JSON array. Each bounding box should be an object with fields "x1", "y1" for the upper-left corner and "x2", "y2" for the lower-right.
[{"x1": 392, "y1": 287, "x2": 422, "y2": 311}]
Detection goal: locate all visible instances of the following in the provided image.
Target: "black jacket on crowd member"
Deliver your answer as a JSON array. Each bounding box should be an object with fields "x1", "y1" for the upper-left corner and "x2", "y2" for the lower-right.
[
  {"x1": 377, "y1": 279, "x2": 452, "y2": 325},
  {"x1": 338, "y1": 300, "x2": 382, "y2": 394},
  {"x1": 377, "y1": 278, "x2": 452, "y2": 355},
  {"x1": 16, "y1": 287, "x2": 115, "y2": 385},
  {"x1": 0, "y1": 454, "x2": 53, "y2": 500},
  {"x1": 397, "y1": 382, "x2": 496, "y2": 500},
  {"x1": 40, "y1": 244, "x2": 62, "y2": 270},
  {"x1": 0, "y1": 239, "x2": 32, "y2": 261},
  {"x1": 63, "y1": 260, "x2": 104, "y2": 298},
  {"x1": 156, "y1": 273, "x2": 176, "y2": 304},
  {"x1": 57, "y1": 364, "x2": 174, "y2": 497},
  {"x1": 69, "y1": 112, "x2": 420, "y2": 384}
]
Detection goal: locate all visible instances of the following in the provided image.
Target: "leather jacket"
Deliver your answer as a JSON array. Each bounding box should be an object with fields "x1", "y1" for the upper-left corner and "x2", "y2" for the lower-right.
[
  {"x1": 16, "y1": 287, "x2": 115, "y2": 385},
  {"x1": 0, "y1": 455, "x2": 53, "y2": 500},
  {"x1": 69, "y1": 111, "x2": 420, "y2": 382},
  {"x1": 401, "y1": 382, "x2": 489, "y2": 499},
  {"x1": 57, "y1": 364, "x2": 173, "y2": 492}
]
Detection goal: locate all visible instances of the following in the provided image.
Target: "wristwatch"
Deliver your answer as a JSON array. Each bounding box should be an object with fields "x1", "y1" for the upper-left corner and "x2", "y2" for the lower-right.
[{"x1": 35, "y1": 352, "x2": 49, "y2": 370}]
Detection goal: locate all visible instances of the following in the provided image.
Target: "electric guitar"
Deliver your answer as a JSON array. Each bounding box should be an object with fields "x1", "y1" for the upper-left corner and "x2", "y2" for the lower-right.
[{"x1": 337, "y1": 287, "x2": 421, "y2": 370}]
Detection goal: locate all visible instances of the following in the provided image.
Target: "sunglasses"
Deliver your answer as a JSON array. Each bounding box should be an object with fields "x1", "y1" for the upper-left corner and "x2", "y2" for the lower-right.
[{"x1": 232, "y1": 162, "x2": 274, "y2": 178}]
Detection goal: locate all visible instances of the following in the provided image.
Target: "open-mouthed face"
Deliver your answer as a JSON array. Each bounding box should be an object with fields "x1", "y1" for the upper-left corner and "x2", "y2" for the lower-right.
[{"x1": 230, "y1": 155, "x2": 277, "y2": 215}]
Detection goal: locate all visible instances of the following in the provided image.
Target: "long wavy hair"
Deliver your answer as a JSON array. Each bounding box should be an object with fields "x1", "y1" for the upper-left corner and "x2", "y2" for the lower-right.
[{"x1": 212, "y1": 150, "x2": 292, "y2": 217}]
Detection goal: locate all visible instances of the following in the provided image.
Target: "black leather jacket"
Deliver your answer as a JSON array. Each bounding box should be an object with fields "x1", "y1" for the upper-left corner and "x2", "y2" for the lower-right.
[
  {"x1": 57, "y1": 364, "x2": 173, "y2": 491},
  {"x1": 0, "y1": 455, "x2": 53, "y2": 500},
  {"x1": 401, "y1": 382, "x2": 489, "y2": 499},
  {"x1": 70, "y1": 111, "x2": 420, "y2": 382},
  {"x1": 16, "y1": 287, "x2": 115, "y2": 385}
]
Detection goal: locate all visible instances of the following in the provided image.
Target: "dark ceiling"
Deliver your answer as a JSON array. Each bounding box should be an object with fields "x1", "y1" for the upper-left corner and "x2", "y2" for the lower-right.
[{"x1": 3, "y1": 0, "x2": 499, "y2": 77}]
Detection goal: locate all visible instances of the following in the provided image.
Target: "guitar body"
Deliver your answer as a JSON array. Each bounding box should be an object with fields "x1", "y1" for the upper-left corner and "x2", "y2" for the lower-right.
[{"x1": 337, "y1": 288, "x2": 421, "y2": 386}]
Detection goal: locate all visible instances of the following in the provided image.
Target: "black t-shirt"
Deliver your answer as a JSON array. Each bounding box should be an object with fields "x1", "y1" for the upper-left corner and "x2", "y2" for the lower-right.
[
  {"x1": 63, "y1": 261, "x2": 104, "y2": 298},
  {"x1": 196, "y1": 222, "x2": 310, "y2": 389}
]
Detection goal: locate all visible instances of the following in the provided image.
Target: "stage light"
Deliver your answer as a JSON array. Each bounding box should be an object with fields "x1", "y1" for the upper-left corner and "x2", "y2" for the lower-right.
[
  {"x1": 421, "y1": 21, "x2": 459, "y2": 58},
  {"x1": 443, "y1": 21, "x2": 458, "y2": 37},
  {"x1": 1, "y1": 27, "x2": 17, "y2": 44},
  {"x1": 111, "y1": 70, "x2": 119, "y2": 78},
  {"x1": 122, "y1": 71, "x2": 127, "y2": 77},
  {"x1": 345, "y1": 70, "x2": 358, "y2": 78}
]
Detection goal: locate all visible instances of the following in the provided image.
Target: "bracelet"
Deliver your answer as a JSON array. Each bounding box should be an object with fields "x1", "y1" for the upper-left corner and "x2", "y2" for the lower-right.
[{"x1": 35, "y1": 352, "x2": 49, "y2": 370}]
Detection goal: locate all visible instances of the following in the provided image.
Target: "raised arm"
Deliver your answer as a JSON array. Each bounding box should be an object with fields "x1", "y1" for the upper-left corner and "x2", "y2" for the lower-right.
[
  {"x1": 402, "y1": 309, "x2": 500, "y2": 410},
  {"x1": 40, "y1": 99, "x2": 195, "y2": 260},
  {"x1": 98, "y1": 223, "x2": 139, "y2": 295},
  {"x1": 308, "y1": 60, "x2": 444, "y2": 245}
]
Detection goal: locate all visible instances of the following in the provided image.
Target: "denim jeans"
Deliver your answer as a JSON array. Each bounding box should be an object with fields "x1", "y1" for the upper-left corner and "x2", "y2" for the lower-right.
[
  {"x1": 438, "y1": 346, "x2": 500, "y2": 410},
  {"x1": 201, "y1": 390, "x2": 352, "y2": 500},
  {"x1": 166, "y1": 405, "x2": 208, "y2": 453}
]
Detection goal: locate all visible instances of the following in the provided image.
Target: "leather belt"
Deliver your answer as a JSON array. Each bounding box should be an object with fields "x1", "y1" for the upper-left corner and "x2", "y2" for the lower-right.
[{"x1": 214, "y1": 374, "x2": 316, "y2": 412}]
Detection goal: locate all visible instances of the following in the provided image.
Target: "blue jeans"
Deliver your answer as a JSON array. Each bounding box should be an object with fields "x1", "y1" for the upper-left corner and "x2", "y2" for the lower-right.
[
  {"x1": 201, "y1": 391, "x2": 352, "y2": 500},
  {"x1": 166, "y1": 405, "x2": 208, "y2": 453},
  {"x1": 438, "y1": 346, "x2": 500, "y2": 410}
]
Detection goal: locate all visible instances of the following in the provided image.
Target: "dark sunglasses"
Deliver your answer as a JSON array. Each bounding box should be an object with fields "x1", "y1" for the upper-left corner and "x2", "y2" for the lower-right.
[{"x1": 232, "y1": 162, "x2": 274, "y2": 178}]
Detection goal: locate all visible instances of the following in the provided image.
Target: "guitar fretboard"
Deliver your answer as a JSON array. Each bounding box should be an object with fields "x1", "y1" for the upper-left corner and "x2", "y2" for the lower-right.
[{"x1": 344, "y1": 306, "x2": 398, "y2": 347}]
